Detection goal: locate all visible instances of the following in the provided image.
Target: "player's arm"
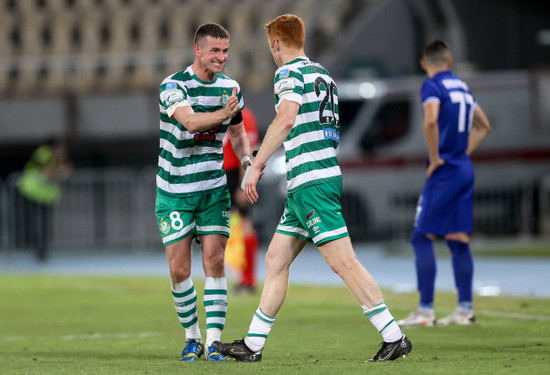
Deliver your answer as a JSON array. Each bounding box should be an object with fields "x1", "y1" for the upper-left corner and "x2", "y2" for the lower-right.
[
  {"x1": 172, "y1": 87, "x2": 239, "y2": 133},
  {"x1": 227, "y1": 122, "x2": 252, "y2": 168},
  {"x1": 466, "y1": 105, "x2": 491, "y2": 156},
  {"x1": 423, "y1": 101, "x2": 444, "y2": 178},
  {"x1": 244, "y1": 99, "x2": 300, "y2": 204}
]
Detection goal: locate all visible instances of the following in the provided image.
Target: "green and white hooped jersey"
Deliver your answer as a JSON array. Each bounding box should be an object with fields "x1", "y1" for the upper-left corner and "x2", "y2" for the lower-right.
[
  {"x1": 274, "y1": 57, "x2": 342, "y2": 194},
  {"x1": 157, "y1": 66, "x2": 243, "y2": 197}
]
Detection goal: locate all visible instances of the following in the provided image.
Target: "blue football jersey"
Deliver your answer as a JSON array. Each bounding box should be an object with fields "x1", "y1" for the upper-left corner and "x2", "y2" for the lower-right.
[{"x1": 420, "y1": 71, "x2": 476, "y2": 160}]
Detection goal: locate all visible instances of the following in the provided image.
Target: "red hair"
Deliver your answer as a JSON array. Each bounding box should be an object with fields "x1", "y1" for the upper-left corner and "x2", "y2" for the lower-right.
[{"x1": 264, "y1": 14, "x2": 305, "y2": 50}]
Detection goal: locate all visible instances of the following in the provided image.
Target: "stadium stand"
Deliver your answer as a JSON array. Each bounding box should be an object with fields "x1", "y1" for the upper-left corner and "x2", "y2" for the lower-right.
[{"x1": 0, "y1": 0, "x2": 367, "y2": 96}]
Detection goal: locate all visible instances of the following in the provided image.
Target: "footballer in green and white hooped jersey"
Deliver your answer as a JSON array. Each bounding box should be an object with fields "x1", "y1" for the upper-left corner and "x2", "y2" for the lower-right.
[
  {"x1": 273, "y1": 57, "x2": 348, "y2": 246},
  {"x1": 157, "y1": 23, "x2": 253, "y2": 362},
  {"x1": 157, "y1": 65, "x2": 244, "y2": 197},
  {"x1": 274, "y1": 57, "x2": 341, "y2": 193},
  {"x1": 156, "y1": 65, "x2": 243, "y2": 243}
]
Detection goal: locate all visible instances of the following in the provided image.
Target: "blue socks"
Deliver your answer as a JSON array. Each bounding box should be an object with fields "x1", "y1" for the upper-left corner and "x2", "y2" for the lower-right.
[
  {"x1": 411, "y1": 231, "x2": 436, "y2": 306},
  {"x1": 412, "y1": 233, "x2": 473, "y2": 309},
  {"x1": 446, "y1": 239, "x2": 474, "y2": 305}
]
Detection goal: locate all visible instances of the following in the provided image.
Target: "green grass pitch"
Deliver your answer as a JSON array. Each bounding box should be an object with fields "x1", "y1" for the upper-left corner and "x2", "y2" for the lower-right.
[{"x1": 1, "y1": 274, "x2": 548, "y2": 374}]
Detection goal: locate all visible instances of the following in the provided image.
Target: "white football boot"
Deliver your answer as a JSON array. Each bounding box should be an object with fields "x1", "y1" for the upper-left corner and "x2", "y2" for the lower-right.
[
  {"x1": 437, "y1": 307, "x2": 475, "y2": 326},
  {"x1": 397, "y1": 308, "x2": 436, "y2": 327}
]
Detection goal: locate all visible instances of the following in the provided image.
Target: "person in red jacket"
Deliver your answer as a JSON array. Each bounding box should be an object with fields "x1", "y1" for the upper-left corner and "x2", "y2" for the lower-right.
[{"x1": 223, "y1": 107, "x2": 260, "y2": 293}]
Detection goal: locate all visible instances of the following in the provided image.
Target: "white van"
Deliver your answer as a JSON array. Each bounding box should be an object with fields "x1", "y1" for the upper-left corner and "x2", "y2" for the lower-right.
[{"x1": 257, "y1": 71, "x2": 550, "y2": 241}]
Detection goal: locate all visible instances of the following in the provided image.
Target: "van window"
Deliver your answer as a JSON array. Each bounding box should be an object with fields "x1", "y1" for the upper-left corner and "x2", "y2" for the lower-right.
[
  {"x1": 360, "y1": 99, "x2": 410, "y2": 154},
  {"x1": 338, "y1": 99, "x2": 365, "y2": 134}
]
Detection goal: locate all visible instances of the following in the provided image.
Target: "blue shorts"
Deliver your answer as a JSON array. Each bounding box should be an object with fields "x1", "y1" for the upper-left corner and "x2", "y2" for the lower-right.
[{"x1": 414, "y1": 159, "x2": 474, "y2": 236}]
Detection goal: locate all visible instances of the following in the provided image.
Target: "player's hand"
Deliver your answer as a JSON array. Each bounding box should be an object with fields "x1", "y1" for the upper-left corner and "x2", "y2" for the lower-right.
[
  {"x1": 427, "y1": 157, "x2": 445, "y2": 178},
  {"x1": 223, "y1": 87, "x2": 239, "y2": 119},
  {"x1": 244, "y1": 163, "x2": 265, "y2": 204}
]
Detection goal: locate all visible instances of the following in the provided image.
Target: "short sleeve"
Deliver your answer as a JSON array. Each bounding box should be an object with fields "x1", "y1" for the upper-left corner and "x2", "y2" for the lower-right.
[
  {"x1": 160, "y1": 81, "x2": 188, "y2": 117},
  {"x1": 234, "y1": 82, "x2": 245, "y2": 111},
  {"x1": 274, "y1": 67, "x2": 304, "y2": 106},
  {"x1": 420, "y1": 79, "x2": 441, "y2": 106}
]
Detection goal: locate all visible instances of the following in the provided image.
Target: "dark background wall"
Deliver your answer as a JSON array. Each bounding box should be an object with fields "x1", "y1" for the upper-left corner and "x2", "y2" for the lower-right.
[{"x1": 1, "y1": 0, "x2": 549, "y2": 179}]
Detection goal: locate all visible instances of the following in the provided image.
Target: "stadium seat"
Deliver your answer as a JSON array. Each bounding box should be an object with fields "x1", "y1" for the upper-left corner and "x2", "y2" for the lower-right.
[
  {"x1": 0, "y1": 0, "x2": 369, "y2": 95},
  {"x1": 44, "y1": 0, "x2": 70, "y2": 13},
  {"x1": 42, "y1": 7, "x2": 74, "y2": 95},
  {"x1": 20, "y1": 13, "x2": 45, "y2": 56},
  {"x1": 47, "y1": 10, "x2": 74, "y2": 55},
  {"x1": 74, "y1": 0, "x2": 103, "y2": 13},
  {"x1": 0, "y1": 12, "x2": 14, "y2": 57}
]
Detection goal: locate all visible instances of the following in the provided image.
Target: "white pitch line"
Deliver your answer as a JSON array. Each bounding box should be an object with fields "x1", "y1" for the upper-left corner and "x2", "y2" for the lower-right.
[
  {"x1": 479, "y1": 310, "x2": 550, "y2": 321},
  {"x1": 393, "y1": 304, "x2": 550, "y2": 321},
  {"x1": 1, "y1": 331, "x2": 160, "y2": 342}
]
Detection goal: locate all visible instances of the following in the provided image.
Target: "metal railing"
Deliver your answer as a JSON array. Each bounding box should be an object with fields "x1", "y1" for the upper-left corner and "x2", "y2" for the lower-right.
[
  {"x1": 0, "y1": 168, "x2": 160, "y2": 254},
  {"x1": 0, "y1": 168, "x2": 545, "y2": 255}
]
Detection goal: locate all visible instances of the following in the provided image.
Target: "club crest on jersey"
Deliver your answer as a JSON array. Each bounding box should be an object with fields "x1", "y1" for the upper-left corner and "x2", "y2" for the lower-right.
[
  {"x1": 220, "y1": 91, "x2": 229, "y2": 107},
  {"x1": 159, "y1": 218, "x2": 171, "y2": 234}
]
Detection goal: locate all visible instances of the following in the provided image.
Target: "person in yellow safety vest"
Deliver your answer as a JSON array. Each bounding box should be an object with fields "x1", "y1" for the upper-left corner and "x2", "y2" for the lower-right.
[{"x1": 17, "y1": 138, "x2": 72, "y2": 261}]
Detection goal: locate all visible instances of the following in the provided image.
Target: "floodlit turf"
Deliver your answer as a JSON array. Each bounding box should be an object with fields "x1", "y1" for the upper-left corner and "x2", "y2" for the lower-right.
[{"x1": 1, "y1": 275, "x2": 548, "y2": 375}]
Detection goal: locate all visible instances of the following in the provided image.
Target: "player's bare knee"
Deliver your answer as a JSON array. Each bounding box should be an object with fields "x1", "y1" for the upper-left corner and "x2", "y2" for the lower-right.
[
  {"x1": 204, "y1": 251, "x2": 225, "y2": 268},
  {"x1": 411, "y1": 231, "x2": 431, "y2": 246},
  {"x1": 264, "y1": 250, "x2": 290, "y2": 273},
  {"x1": 325, "y1": 255, "x2": 357, "y2": 278},
  {"x1": 445, "y1": 232, "x2": 469, "y2": 243},
  {"x1": 170, "y1": 267, "x2": 191, "y2": 283}
]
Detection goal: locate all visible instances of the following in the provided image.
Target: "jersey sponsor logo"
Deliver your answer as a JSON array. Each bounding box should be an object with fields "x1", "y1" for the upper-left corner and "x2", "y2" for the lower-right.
[
  {"x1": 323, "y1": 129, "x2": 340, "y2": 142},
  {"x1": 305, "y1": 209, "x2": 322, "y2": 231},
  {"x1": 161, "y1": 89, "x2": 184, "y2": 106},
  {"x1": 194, "y1": 125, "x2": 221, "y2": 141},
  {"x1": 275, "y1": 78, "x2": 295, "y2": 95},
  {"x1": 278, "y1": 68, "x2": 290, "y2": 78},
  {"x1": 222, "y1": 209, "x2": 231, "y2": 225},
  {"x1": 159, "y1": 218, "x2": 171, "y2": 234},
  {"x1": 306, "y1": 215, "x2": 322, "y2": 230}
]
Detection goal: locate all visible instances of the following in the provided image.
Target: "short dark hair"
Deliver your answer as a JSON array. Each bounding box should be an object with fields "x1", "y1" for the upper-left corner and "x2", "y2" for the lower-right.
[
  {"x1": 422, "y1": 39, "x2": 451, "y2": 66},
  {"x1": 194, "y1": 23, "x2": 230, "y2": 45}
]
